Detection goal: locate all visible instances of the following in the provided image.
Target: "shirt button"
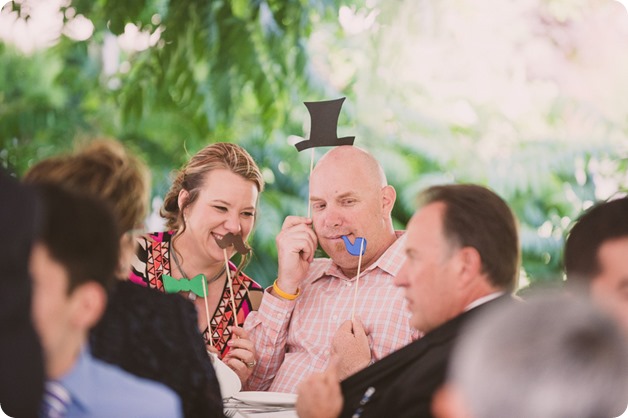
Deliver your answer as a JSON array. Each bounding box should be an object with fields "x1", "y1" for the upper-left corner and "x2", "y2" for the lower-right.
[
  {"x1": 332, "y1": 315, "x2": 338, "y2": 320},
  {"x1": 346, "y1": 282, "x2": 352, "y2": 287}
]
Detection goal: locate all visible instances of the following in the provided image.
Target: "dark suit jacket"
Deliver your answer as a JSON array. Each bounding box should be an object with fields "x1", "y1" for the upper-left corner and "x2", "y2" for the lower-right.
[
  {"x1": 90, "y1": 281, "x2": 224, "y2": 418},
  {"x1": 340, "y1": 295, "x2": 513, "y2": 418},
  {"x1": 0, "y1": 169, "x2": 44, "y2": 418}
]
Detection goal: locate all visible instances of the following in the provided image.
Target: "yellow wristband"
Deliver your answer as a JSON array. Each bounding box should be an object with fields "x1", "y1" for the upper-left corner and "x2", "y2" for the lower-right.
[{"x1": 273, "y1": 279, "x2": 300, "y2": 300}]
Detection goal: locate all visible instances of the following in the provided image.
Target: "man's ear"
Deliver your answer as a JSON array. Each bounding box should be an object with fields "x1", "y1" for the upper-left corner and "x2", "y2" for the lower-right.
[
  {"x1": 69, "y1": 282, "x2": 107, "y2": 330},
  {"x1": 457, "y1": 246, "x2": 483, "y2": 286},
  {"x1": 381, "y1": 185, "x2": 397, "y2": 216}
]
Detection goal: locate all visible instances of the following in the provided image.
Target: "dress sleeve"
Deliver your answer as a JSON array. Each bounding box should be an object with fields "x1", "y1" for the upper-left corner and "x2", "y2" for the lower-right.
[
  {"x1": 247, "y1": 287, "x2": 263, "y2": 311},
  {"x1": 242, "y1": 288, "x2": 296, "y2": 391}
]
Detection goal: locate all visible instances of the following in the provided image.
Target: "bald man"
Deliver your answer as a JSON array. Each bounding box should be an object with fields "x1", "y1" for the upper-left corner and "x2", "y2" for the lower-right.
[{"x1": 244, "y1": 146, "x2": 417, "y2": 392}]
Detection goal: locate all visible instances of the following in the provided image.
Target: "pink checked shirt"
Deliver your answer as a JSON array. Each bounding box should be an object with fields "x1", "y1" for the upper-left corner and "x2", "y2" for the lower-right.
[{"x1": 244, "y1": 231, "x2": 418, "y2": 392}]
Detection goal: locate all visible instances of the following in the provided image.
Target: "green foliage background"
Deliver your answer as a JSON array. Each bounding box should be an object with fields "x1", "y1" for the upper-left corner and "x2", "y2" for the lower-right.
[{"x1": 2, "y1": 0, "x2": 627, "y2": 291}]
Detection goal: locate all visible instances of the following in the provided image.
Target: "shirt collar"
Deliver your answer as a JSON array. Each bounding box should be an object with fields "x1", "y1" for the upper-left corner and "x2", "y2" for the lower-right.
[
  {"x1": 313, "y1": 231, "x2": 406, "y2": 283},
  {"x1": 464, "y1": 291, "x2": 506, "y2": 312},
  {"x1": 58, "y1": 345, "x2": 95, "y2": 414}
]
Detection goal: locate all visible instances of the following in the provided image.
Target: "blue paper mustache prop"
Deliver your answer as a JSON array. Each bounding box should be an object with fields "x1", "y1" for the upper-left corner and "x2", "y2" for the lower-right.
[{"x1": 341, "y1": 235, "x2": 367, "y2": 256}]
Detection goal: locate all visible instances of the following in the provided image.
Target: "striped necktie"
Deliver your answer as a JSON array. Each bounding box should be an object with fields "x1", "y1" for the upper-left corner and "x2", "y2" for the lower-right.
[{"x1": 41, "y1": 381, "x2": 71, "y2": 418}]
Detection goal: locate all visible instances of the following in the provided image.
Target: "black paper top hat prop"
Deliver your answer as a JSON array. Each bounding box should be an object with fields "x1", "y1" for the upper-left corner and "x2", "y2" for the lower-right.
[{"x1": 294, "y1": 97, "x2": 355, "y2": 152}]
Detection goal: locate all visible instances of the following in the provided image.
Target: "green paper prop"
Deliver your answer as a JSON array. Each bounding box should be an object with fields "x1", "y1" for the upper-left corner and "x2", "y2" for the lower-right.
[{"x1": 162, "y1": 274, "x2": 206, "y2": 297}]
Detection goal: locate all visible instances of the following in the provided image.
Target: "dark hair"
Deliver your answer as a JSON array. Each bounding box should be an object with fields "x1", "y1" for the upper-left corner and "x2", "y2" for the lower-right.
[
  {"x1": 418, "y1": 184, "x2": 520, "y2": 291},
  {"x1": 37, "y1": 184, "x2": 120, "y2": 293},
  {"x1": 564, "y1": 196, "x2": 628, "y2": 291}
]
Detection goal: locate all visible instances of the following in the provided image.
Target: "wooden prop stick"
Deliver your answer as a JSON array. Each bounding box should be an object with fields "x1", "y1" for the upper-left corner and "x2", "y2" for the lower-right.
[
  {"x1": 224, "y1": 248, "x2": 239, "y2": 327},
  {"x1": 350, "y1": 239, "x2": 365, "y2": 322},
  {"x1": 307, "y1": 148, "x2": 314, "y2": 219},
  {"x1": 200, "y1": 276, "x2": 214, "y2": 347}
]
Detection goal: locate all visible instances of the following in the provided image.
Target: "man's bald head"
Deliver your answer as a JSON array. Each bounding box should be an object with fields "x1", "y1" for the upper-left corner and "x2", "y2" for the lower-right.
[{"x1": 312, "y1": 146, "x2": 388, "y2": 188}]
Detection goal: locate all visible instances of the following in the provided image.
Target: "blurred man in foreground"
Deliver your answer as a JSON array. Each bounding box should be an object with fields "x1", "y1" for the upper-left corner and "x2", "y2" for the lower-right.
[{"x1": 433, "y1": 296, "x2": 628, "y2": 418}]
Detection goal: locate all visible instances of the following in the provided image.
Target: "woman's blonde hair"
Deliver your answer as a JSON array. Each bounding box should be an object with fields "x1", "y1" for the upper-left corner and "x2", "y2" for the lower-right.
[
  {"x1": 161, "y1": 142, "x2": 264, "y2": 230},
  {"x1": 24, "y1": 139, "x2": 150, "y2": 236},
  {"x1": 162, "y1": 142, "x2": 264, "y2": 276}
]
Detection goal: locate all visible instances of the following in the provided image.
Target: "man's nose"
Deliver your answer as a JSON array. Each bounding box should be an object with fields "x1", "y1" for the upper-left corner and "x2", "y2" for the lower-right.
[{"x1": 322, "y1": 205, "x2": 343, "y2": 228}]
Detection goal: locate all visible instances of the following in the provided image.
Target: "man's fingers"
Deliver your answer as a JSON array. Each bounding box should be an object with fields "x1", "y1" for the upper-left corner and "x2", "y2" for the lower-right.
[
  {"x1": 292, "y1": 236, "x2": 316, "y2": 259},
  {"x1": 281, "y1": 215, "x2": 312, "y2": 230},
  {"x1": 337, "y1": 320, "x2": 353, "y2": 333},
  {"x1": 277, "y1": 217, "x2": 318, "y2": 269},
  {"x1": 279, "y1": 226, "x2": 317, "y2": 261}
]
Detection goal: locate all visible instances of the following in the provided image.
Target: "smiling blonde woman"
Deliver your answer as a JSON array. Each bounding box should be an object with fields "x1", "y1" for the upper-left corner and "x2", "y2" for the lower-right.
[{"x1": 130, "y1": 142, "x2": 265, "y2": 385}]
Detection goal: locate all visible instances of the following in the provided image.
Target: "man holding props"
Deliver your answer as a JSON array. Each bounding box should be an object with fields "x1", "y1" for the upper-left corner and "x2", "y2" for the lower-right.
[{"x1": 244, "y1": 104, "x2": 416, "y2": 391}]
